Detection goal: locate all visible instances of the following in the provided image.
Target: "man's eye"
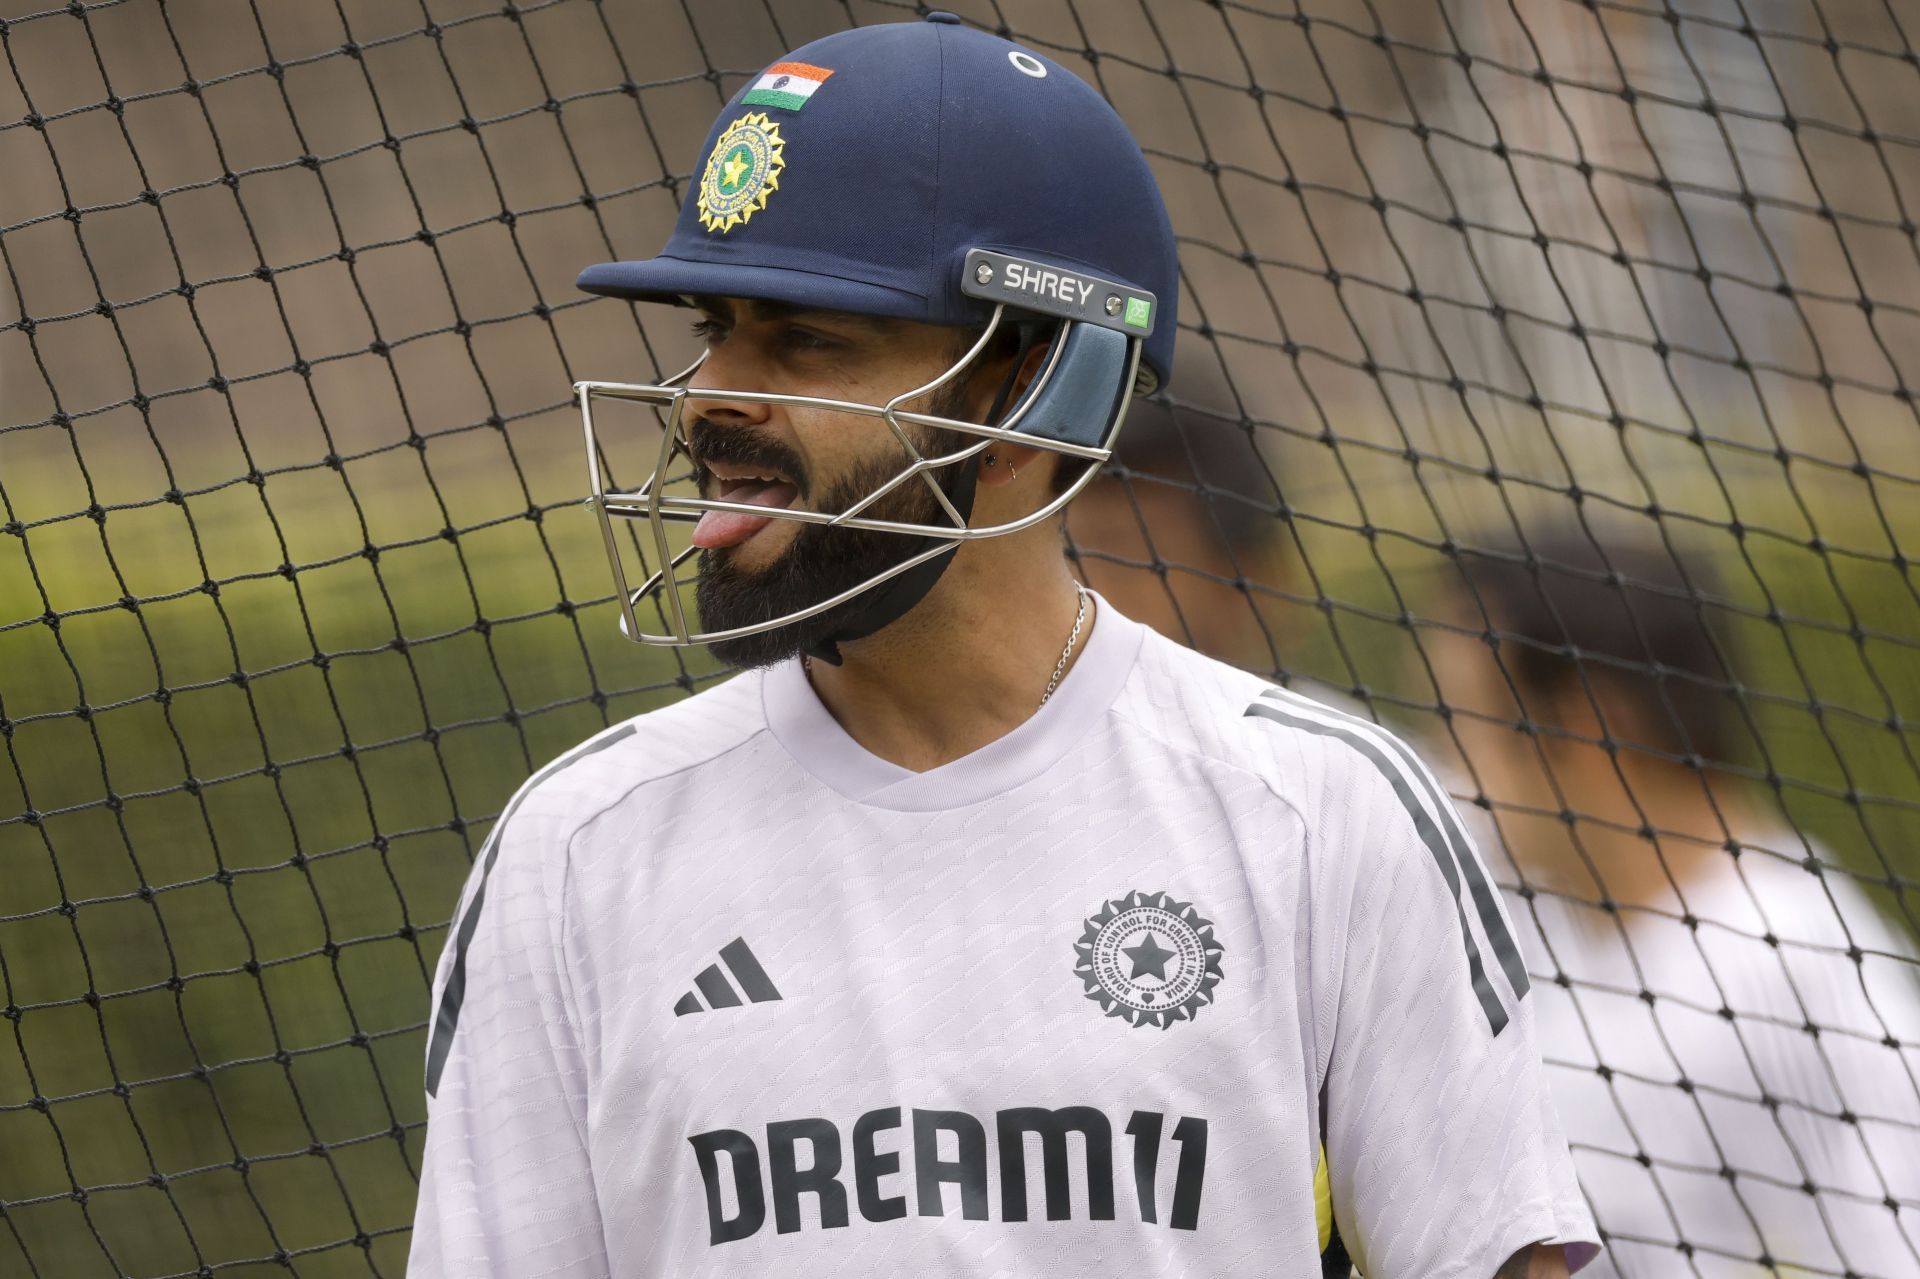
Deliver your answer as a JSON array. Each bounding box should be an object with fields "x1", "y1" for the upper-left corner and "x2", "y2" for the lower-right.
[
  {"x1": 780, "y1": 327, "x2": 837, "y2": 353},
  {"x1": 689, "y1": 317, "x2": 727, "y2": 344}
]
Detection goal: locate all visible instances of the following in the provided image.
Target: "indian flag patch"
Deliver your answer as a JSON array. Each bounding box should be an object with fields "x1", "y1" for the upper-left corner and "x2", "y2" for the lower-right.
[{"x1": 742, "y1": 62, "x2": 834, "y2": 112}]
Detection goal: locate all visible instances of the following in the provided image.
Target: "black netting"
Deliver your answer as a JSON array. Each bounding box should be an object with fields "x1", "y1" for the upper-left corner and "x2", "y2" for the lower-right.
[{"x1": 1, "y1": 0, "x2": 1915, "y2": 1275}]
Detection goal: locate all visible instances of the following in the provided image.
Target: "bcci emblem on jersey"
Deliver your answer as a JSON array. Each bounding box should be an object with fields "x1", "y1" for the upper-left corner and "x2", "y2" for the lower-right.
[
  {"x1": 698, "y1": 112, "x2": 786, "y2": 233},
  {"x1": 1075, "y1": 889, "x2": 1224, "y2": 1029}
]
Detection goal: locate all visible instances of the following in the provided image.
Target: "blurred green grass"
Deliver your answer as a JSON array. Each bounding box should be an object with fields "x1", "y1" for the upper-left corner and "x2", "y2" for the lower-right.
[{"x1": 0, "y1": 448, "x2": 724, "y2": 1276}]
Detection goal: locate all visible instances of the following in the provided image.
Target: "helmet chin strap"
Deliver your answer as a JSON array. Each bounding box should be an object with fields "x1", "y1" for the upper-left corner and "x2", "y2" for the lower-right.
[
  {"x1": 800, "y1": 459, "x2": 979, "y2": 666},
  {"x1": 802, "y1": 322, "x2": 1046, "y2": 667}
]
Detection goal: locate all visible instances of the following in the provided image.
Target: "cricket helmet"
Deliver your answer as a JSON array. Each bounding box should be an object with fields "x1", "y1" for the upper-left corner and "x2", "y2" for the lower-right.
[{"x1": 574, "y1": 11, "x2": 1177, "y2": 654}]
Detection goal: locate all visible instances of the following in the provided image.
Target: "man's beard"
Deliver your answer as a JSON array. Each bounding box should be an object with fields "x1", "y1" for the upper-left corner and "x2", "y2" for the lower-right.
[{"x1": 690, "y1": 411, "x2": 972, "y2": 670}]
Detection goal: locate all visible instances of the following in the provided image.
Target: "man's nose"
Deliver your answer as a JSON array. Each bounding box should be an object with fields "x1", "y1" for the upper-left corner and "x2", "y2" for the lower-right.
[{"x1": 685, "y1": 348, "x2": 774, "y2": 428}]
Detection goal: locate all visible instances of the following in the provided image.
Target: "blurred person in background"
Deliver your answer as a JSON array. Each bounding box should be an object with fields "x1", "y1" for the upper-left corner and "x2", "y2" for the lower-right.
[
  {"x1": 1065, "y1": 389, "x2": 1289, "y2": 669},
  {"x1": 1415, "y1": 528, "x2": 1920, "y2": 1278}
]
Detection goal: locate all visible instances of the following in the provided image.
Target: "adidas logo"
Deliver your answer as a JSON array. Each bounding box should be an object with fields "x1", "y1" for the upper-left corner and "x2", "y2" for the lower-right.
[{"x1": 673, "y1": 937, "x2": 783, "y2": 1016}]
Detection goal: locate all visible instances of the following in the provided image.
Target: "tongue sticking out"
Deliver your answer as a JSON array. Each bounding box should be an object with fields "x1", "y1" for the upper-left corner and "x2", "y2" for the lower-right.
[{"x1": 692, "y1": 480, "x2": 801, "y2": 549}]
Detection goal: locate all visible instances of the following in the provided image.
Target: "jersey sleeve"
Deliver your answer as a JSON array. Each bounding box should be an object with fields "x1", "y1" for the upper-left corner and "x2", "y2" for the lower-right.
[
  {"x1": 1301, "y1": 720, "x2": 1600, "y2": 1277},
  {"x1": 410, "y1": 798, "x2": 609, "y2": 1278}
]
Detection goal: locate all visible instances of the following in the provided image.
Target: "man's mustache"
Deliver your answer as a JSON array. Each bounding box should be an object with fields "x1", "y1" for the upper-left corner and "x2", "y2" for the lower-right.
[{"x1": 685, "y1": 418, "x2": 810, "y2": 498}]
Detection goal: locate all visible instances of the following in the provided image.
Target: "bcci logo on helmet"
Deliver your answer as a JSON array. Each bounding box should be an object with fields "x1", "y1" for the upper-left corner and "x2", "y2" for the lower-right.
[
  {"x1": 1075, "y1": 890, "x2": 1224, "y2": 1029},
  {"x1": 698, "y1": 113, "x2": 786, "y2": 233}
]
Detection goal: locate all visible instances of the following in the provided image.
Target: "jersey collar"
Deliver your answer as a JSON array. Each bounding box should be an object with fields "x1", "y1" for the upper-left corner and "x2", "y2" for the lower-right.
[{"x1": 761, "y1": 592, "x2": 1144, "y2": 812}]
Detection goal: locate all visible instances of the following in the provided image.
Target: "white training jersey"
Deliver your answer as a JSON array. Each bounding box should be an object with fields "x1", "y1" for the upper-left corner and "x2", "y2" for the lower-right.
[
  {"x1": 1489, "y1": 829, "x2": 1920, "y2": 1278},
  {"x1": 409, "y1": 600, "x2": 1599, "y2": 1278}
]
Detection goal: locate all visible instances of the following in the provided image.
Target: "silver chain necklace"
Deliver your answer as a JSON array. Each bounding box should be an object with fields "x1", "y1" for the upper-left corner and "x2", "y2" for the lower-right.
[
  {"x1": 801, "y1": 585, "x2": 1091, "y2": 712},
  {"x1": 1039, "y1": 585, "x2": 1090, "y2": 708}
]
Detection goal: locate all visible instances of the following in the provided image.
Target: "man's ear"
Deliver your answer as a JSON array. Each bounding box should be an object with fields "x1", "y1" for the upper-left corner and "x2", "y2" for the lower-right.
[
  {"x1": 970, "y1": 326, "x2": 1057, "y2": 488},
  {"x1": 976, "y1": 329, "x2": 1066, "y2": 488},
  {"x1": 1006, "y1": 334, "x2": 1053, "y2": 406},
  {"x1": 970, "y1": 325, "x2": 1055, "y2": 427}
]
